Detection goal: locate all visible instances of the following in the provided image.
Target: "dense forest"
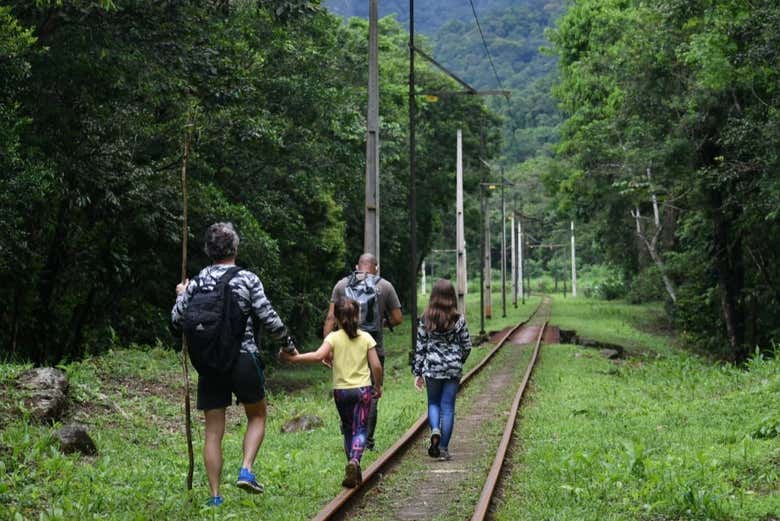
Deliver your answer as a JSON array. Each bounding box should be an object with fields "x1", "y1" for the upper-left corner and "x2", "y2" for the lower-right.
[
  {"x1": 547, "y1": 0, "x2": 780, "y2": 359},
  {"x1": 327, "y1": 0, "x2": 780, "y2": 360},
  {"x1": 0, "y1": 0, "x2": 501, "y2": 364},
  {"x1": 1, "y1": 0, "x2": 778, "y2": 363}
]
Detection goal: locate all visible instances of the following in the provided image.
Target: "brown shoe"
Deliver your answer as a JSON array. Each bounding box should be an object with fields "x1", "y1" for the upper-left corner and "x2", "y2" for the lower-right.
[{"x1": 341, "y1": 460, "x2": 362, "y2": 488}]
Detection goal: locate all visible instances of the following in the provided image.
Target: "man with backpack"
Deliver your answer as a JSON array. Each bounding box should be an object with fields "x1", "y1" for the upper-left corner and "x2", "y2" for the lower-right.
[
  {"x1": 172, "y1": 222, "x2": 297, "y2": 507},
  {"x1": 324, "y1": 253, "x2": 403, "y2": 449}
]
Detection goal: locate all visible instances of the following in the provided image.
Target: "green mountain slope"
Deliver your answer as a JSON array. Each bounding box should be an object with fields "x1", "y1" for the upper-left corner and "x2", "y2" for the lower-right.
[{"x1": 324, "y1": 0, "x2": 566, "y2": 163}]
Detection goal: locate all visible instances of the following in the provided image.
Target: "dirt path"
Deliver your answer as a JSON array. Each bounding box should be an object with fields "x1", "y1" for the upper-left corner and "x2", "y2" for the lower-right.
[{"x1": 342, "y1": 297, "x2": 552, "y2": 521}]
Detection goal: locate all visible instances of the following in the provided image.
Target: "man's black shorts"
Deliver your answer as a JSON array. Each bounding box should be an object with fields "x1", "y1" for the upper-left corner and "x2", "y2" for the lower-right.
[{"x1": 197, "y1": 352, "x2": 266, "y2": 410}]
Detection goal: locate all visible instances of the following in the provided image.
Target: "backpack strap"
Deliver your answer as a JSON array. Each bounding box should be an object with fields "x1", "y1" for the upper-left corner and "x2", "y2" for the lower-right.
[{"x1": 216, "y1": 265, "x2": 242, "y2": 286}]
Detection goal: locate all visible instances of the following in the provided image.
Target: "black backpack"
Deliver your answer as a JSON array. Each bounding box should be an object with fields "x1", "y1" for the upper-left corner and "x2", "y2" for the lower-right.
[
  {"x1": 345, "y1": 272, "x2": 382, "y2": 336},
  {"x1": 182, "y1": 266, "x2": 247, "y2": 376}
]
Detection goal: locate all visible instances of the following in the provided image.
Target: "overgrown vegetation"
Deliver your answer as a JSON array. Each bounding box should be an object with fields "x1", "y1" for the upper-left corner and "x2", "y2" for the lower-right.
[
  {"x1": 496, "y1": 297, "x2": 780, "y2": 520},
  {"x1": 545, "y1": 0, "x2": 780, "y2": 359},
  {"x1": 0, "y1": 1, "x2": 501, "y2": 364},
  {"x1": 0, "y1": 292, "x2": 538, "y2": 519}
]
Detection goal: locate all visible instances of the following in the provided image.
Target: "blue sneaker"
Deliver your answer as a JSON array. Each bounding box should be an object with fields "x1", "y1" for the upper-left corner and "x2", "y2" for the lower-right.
[
  {"x1": 206, "y1": 495, "x2": 223, "y2": 507},
  {"x1": 237, "y1": 467, "x2": 264, "y2": 494}
]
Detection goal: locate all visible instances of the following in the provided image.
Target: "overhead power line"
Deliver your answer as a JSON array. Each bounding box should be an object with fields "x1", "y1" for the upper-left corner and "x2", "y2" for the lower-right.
[{"x1": 467, "y1": 0, "x2": 504, "y2": 93}]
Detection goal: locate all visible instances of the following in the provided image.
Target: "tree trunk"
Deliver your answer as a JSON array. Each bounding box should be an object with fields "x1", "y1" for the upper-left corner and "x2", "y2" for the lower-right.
[
  {"x1": 645, "y1": 241, "x2": 678, "y2": 303},
  {"x1": 709, "y1": 189, "x2": 745, "y2": 360},
  {"x1": 633, "y1": 207, "x2": 677, "y2": 303},
  {"x1": 34, "y1": 201, "x2": 69, "y2": 364}
]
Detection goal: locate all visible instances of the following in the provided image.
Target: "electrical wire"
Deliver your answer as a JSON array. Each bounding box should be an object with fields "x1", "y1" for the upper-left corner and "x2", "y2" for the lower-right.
[{"x1": 467, "y1": 0, "x2": 505, "y2": 92}]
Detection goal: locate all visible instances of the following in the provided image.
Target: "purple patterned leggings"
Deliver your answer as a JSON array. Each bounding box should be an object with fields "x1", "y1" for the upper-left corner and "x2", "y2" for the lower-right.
[{"x1": 333, "y1": 386, "x2": 373, "y2": 463}]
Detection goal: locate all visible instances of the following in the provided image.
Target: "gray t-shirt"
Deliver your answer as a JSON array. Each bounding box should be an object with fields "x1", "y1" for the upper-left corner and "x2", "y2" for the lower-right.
[{"x1": 330, "y1": 275, "x2": 401, "y2": 356}]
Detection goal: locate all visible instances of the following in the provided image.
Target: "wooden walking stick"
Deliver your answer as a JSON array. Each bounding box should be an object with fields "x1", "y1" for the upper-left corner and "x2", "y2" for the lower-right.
[{"x1": 179, "y1": 120, "x2": 194, "y2": 491}]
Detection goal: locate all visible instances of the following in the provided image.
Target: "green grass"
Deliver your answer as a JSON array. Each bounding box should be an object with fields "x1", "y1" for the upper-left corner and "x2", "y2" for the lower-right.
[
  {"x1": 494, "y1": 296, "x2": 780, "y2": 521},
  {"x1": 0, "y1": 289, "x2": 539, "y2": 520}
]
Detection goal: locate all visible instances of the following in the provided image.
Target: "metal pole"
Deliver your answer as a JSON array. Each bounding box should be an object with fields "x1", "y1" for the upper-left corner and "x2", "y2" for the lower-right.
[
  {"x1": 456, "y1": 129, "x2": 467, "y2": 315},
  {"x1": 485, "y1": 201, "x2": 492, "y2": 320},
  {"x1": 518, "y1": 217, "x2": 524, "y2": 305},
  {"x1": 500, "y1": 172, "x2": 506, "y2": 318},
  {"x1": 478, "y1": 125, "x2": 485, "y2": 335},
  {"x1": 409, "y1": 0, "x2": 417, "y2": 348},
  {"x1": 479, "y1": 185, "x2": 485, "y2": 335},
  {"x1": 364, "y1": 0, "x2": 380, "y2": 262},
  {"x1": 421, "y1": 259, "x2": 426, "y2": 295},
  {"x1": 571, "y1": 220, "x2": 577, "y2": 297},
  {"x1": 511, "y1": 212, "x2": 516, "y2": 307}
]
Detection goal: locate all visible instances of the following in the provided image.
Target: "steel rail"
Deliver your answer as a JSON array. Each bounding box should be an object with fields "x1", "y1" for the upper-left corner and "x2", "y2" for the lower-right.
[
  {"x1": 471, "y1": 317, "x2": 548, "y2": 521},
  {"x1": 311, "y1": 299, "x2": 545, "y2": 521}
]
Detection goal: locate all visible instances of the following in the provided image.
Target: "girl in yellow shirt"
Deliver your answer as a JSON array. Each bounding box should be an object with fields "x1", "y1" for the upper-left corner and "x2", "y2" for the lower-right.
[{"x1": 281, "y1": 297, "x2": 383, "y2": 487}]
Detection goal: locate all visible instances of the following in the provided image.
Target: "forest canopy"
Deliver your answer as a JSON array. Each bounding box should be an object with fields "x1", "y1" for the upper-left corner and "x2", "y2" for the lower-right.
[{"x1": 0, "y1": 0, "x2": 501, "y2": 364}]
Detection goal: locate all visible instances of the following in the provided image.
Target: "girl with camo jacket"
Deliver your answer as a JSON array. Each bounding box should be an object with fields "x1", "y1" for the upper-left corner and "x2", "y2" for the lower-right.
[{"x1": 412, "y1": 279, "x2": 472, "y2": 461}]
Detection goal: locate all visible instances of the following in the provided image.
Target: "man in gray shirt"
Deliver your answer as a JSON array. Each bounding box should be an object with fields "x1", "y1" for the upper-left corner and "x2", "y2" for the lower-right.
[{"x1": 324, "y1": 253, "x2": 403, "y2": 449}]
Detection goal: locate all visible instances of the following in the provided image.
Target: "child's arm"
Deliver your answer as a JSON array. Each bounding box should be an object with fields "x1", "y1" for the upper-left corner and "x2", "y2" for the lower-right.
[
  {"x1": 280, "y1": 341, "x2": 333, "y2": 364},
  {"x1": 367, "y1": 347, "x2": 383, "y2": 398}
]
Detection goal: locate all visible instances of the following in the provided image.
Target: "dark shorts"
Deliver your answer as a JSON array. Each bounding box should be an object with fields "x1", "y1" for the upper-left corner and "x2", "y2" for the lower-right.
[{"x1": 196, "y1": 352, "x2": 266, "y2": 410}]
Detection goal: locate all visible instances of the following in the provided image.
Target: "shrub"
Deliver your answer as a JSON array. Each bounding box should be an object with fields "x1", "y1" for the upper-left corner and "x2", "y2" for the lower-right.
[{"x1": 627, "y1": 266, "x2": 668, "y2": 304}]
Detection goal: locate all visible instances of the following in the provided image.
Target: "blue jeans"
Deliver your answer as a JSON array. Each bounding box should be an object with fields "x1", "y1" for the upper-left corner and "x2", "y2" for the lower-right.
[{"x1": 425, "y1": 377, "x2": 459, "y2": 449}]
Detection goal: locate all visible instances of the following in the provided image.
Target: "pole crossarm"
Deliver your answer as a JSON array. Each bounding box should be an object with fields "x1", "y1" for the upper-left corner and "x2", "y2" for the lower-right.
[
  {"x1": 413, "y1": 46, "x2": 476, "y2": 93},
  {"x1": 526, "y1": 243, "x2": 568, "y2": 249},
  {"x1": 412, "y1": 46, "x2": 511, "y2": 99},
  {"x1": 418, "y1": 89, "x2": 512, "y2": 98}
]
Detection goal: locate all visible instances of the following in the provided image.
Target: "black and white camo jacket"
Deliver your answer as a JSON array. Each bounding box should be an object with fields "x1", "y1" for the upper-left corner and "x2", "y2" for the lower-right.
[
  {"x1": 412, "y1": 315, "x2": 472, "y2": 380},
  {"x1": 171, "y1": 264, "x2": 288, "y2": 355}
]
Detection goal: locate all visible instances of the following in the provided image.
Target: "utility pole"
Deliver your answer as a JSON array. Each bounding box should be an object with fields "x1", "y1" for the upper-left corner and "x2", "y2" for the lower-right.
[
  {"x1": 511, "y1": 212, "x2": 516, "y2": 307},
  {"x1": 408, "y1": 0, "x2": 418, "y2": 349},
  {"x1": 407, "y1": 25, "x2": 509, "y2": 337},
  {"x1": 500, "y1": 169, "x2": 506, "y2": 318},
  {"x1": 570, "y1": 220, "x2": 577, "y2": 297},
  {"x1": 484, "y1": 200, "x2": 492, "y2": 320},
  {"x1": 364, "y1": 0, "x2": 380, "y2": 262},
  {"x1": 421, "y1": 259, "x2": 426, "y2": 295},
  {"x1": 479, "y1": 184, "x2": 486, "y2": 335},
  {"x1": 518, "y1": 216, "x2": 524, "y2": 305},
  {"x1": 456, "y1": 129, "x2": 467, "y2": 315}
]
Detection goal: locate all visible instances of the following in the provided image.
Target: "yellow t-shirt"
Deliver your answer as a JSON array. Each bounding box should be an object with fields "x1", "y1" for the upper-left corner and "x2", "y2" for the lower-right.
[{"x1": 324, "y1": 329, "x2": 376, "y2": 389}]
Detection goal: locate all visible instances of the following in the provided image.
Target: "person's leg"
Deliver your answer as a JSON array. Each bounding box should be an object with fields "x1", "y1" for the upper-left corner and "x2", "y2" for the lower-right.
[
  {"x1": 425, "y1": 377, "x2": 444, "y2": 433},
  {"x1": 241, "y1": 399, "x2": 267, "y2": 470},
  {"x1": 438, "y1": 378, "x2": 460, "y2": 449},
  {"x1": 197, "y1": 372, "x2": 231, "y2": 501},
  {"x1": 348, "y1": 386, "x2": 373, "y2": 464},
  {"x1": 365, "y1": 354, "x2": 384, "y2": 449},
  {"x1": 333, "y1": 389, "x2": 355, "y2": 460},
  {"x1": 234, "y1": 352, "x2": 267, "y2": 493},
  {"x1": 334, "y1": 388, "x2": 367, "y2": 488},
  {"x1": 203, "y1": 408, "x2": 227, "y2": 498}
]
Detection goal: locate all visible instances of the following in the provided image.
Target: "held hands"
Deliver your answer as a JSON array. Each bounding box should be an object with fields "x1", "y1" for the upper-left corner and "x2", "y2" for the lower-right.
[
  {"x1": 321, "y1": 353, "x2": 333, "y2": 369},
  {"x1": 414, "y1": 376, "x2": 425, "y2": 391},
  {"x1": 278, "y1": 348, "x2": 299, "y2": 363}
]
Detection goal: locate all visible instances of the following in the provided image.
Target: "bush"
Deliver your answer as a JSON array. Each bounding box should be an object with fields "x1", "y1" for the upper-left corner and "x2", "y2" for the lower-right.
[
  {"x1": 593, "y1": 277, "x2": 626, "y2": 300},
  {"x1": 627, "y1": 266, "x2": 668, "y2": 304}
]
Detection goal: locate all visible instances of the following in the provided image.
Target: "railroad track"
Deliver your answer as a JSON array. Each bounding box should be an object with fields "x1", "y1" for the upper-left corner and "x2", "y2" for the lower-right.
[{"x1": 312, "y1": 297, "x2": 552, "y2": 521}]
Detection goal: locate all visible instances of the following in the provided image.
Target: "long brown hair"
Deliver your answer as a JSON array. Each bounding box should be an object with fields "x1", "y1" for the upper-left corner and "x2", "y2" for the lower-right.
[
  {"x1": 423, "y1": 279, "x2": 460, "y2": 332},
  {"x1": 334, "y1": 297, "x2": 360, "y2": 339}
]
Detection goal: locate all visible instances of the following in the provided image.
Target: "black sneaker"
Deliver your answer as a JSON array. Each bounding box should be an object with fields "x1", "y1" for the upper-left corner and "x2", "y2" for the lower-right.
[
  {"x1": 366, "y1": 439, "x2": 375, "y2": 450},
  {"x1": 428, "y1": 428, "x2": 441, "y2": 458},
  {"x1": 341, "y1": 460, "x2": 362, "y2": 488}
]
